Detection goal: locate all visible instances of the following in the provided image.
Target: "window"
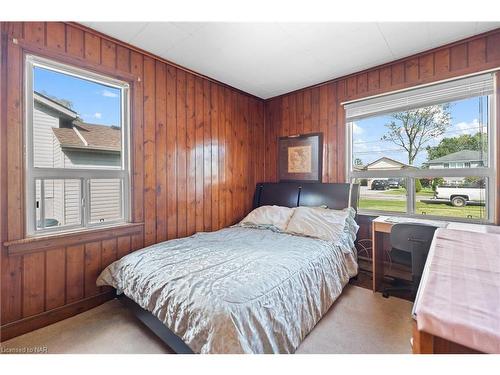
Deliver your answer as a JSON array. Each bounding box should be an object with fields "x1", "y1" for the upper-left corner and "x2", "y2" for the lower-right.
[
  {"x1": 346, "y1": 73, "x2": 496, "y2": 223},
  {"x1": 25, "y1": 55, "x2": 130, "y2": 235}
]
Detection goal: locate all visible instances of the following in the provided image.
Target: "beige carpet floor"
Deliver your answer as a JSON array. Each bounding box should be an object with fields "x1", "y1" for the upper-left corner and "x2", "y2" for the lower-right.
[{"x1": 1, "y1": 285, "x2": 413, "y2": 354}]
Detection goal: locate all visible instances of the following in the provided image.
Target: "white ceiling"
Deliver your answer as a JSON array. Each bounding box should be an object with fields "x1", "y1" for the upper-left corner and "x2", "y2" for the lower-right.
[{"x1": 82, "y1": 22, "x2": 500, "y2": 99}]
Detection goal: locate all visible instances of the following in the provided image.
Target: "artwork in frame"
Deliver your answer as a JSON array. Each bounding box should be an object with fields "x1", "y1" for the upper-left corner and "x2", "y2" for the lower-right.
[{"x1": 278, "y1": 133, "x2": 323, "y2": 183}]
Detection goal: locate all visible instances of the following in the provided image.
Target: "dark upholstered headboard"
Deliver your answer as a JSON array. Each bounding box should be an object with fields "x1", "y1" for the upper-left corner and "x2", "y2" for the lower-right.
[{"x1": 253, "y1": 182, "x2": 359, "y2": 211}]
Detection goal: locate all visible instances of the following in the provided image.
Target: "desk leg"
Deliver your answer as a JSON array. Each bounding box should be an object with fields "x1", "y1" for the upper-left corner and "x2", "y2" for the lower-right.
[
  {"x1": 372, "y1": 229, "x2": 385, "y2": 292},
  {"x1": 412, "y1": 321, "x2": 434, "y2": 354}
]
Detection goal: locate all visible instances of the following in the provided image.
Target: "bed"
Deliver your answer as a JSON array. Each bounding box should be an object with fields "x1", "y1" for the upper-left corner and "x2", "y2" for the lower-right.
[{"x1": 97, "y1": 182, "x2": 360, "y2": 354}]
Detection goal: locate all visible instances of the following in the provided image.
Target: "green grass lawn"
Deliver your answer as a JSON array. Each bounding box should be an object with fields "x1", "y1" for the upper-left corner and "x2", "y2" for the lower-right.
[
  {"x1": 359, "y1": 199, "x2": 407, "y2": 212},
  {"x1": 359, "y1": 198, "x2": 486, "y2": 219}
]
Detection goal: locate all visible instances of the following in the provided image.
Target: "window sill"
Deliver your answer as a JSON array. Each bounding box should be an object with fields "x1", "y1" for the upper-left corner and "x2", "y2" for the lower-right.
[
  {"x1": 4, "y1": 222, "x2": 144, "y2": 256},
  {"x1": 357, "y1": 210, "x2": 493, "y2": 225}
]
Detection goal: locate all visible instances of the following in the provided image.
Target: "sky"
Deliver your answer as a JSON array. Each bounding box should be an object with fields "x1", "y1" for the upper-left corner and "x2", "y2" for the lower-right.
[
  {"x1": 352, "y1": 95, "x2": 489, "y2": 168},
  {"x1": 34, "y1": 66, "x2": 121, "y2": 127}
]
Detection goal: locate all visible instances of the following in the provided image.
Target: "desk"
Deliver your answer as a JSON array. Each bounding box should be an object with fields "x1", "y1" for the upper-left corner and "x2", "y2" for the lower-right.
[
  {"x1": 371, "y1": 216, "x2": 446, "y2": 292},
  {"x1": 370, "y1": 216, "x2": 497, "y2": 292},
  {"x1": 412, "y1": 228, "x2": 500, "y2": 354},
  {"x1": 371, "y1": 216, "x2": 500, "y2": 353}
]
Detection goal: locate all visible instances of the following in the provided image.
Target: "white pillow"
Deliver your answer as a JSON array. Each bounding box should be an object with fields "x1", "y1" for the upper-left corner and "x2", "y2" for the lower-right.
[
  {"x1": 285, "y1": 206, "x2": 350, "y2": 242},
  {"x1": 238, "y1": 205, "x2": 295, "y2": 232}
]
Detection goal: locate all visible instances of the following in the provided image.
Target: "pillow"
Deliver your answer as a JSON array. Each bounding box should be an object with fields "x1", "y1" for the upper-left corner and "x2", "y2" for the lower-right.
[
  {"x1": 285, "y1": 206, "x2": 350, "y2": 242},
  {"x1": 237, "y1": 205, "x2": 295, "y2": 232}
]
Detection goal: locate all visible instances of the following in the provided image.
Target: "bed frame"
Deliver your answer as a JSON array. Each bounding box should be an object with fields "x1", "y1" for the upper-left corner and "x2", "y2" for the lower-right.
[
  {"x1": 253, "y1": 182, "x2": 359, "y2": 211},
  {"x1": 117, "y1": 182, "x2": 359, "y2": 354}
]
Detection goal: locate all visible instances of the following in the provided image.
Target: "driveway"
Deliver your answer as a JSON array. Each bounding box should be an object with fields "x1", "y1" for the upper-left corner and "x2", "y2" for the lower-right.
[{"x1": 359, "y1": 186, "x2": 405, "y2": 201}]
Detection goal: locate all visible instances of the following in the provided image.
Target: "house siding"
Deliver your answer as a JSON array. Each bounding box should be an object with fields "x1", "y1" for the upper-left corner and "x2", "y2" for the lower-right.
[
  {"x1": 33, "y1": 105, "x2": 122, "y2": 228},
  {"x1": 89, "y1": 179, "x2": 122, "y2": 223},
  {"x1": 33, "y1": 106, "x2": 58, "y2": 227},
  {"x1": 63, "y1": 150, "x2": 122, "y2": 225},
  {"x1": 33, "y1": 105, "x2": 59, "y2": 168},
  {"x1": 62, "y1": 150, "x2": 120, "y2": 169},
  {"x1": 429, "y1": 161, "x2": 483, "y2": 168},
  {"x1": 429, "y1": 161, "x2": 485, "y2": 185},
  {"x1": 62, "y1": 179, "x2": 81, "y2": 226}
]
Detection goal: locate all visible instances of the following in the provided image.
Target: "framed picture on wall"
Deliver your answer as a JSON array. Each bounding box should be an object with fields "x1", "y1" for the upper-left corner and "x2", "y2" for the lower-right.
[{"x1": 278, "y1": 133, "x2": 323, "y2": 183}]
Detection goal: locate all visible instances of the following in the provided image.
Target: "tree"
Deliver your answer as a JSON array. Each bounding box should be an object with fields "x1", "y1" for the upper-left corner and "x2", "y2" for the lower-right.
[
  {"x1": 426, "y1": 132, "x2": 487, "y2": 161},
  {"x1": 381, "y1": 104, "x2": 452, "y2": 165},
  {"x1": 431, "y1": 177, "x2": 444, "y2": 191},
  {"x1": 415, "y1": 179, "x2": 422, "y2": 193},
  {"x1": 354, "y1": 158, "x2": 364, "y2": 167},
  {"x1": 420, "y1": 178, "x2": 432, "y2": 188}
]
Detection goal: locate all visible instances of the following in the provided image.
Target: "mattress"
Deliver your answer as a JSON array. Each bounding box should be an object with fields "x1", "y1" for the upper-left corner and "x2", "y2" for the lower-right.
[{"x1": 97, "y1": 214, "x2": 358, "y2": 353}]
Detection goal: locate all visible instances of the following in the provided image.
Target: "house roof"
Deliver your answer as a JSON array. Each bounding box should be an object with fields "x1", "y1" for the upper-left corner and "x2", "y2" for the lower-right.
[
  {"x1": 33, "y1": 90, "x2": 121, "y2": 153},
  {"x1": 364, "y1": 156, "x2": 414, "y2": 169},
  {"x1": 34, "y1": 91, "x2": 78, "y2": 120},
  {"x1": 53, "y1": 122, "x2": 121, "y2": 152},
  {"x1": 426, "y1": 150, "x2": 483, "y2": 164}
]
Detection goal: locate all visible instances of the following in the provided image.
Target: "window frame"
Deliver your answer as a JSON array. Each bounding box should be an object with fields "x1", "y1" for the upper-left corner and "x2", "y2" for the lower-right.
[
  {"x1": 345, "y1": 72, "x2": 497, "y2": 224},
  {"x1": 24, "y1": 54, "x2": 131, "y2": 236}
]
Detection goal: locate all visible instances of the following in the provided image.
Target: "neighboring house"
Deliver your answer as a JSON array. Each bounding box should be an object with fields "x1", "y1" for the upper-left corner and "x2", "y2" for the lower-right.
[
  {"x1": 425, "y1": 150, "x2": 485, "y2": 185},
  {"x1": 34, "y1": 92, "x2": 122, "y2": 228},
  {"x1": 352, "y1": 164, "x2": 365, "y2": 172},
  {"x1": 363, "y1": 157, "x2": 416, "y2": 171},
  {"x1": 425, "y1": 150, "x2": 484, "y2": 169},
  {"x1": 357, "y1": 157, "x2": 416, "y2": 186}
]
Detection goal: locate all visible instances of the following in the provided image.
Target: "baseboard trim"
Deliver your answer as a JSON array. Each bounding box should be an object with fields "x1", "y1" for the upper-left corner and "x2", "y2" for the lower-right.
[{"x1": 0, "y1": 291, "x2": 115, "y2": 341}]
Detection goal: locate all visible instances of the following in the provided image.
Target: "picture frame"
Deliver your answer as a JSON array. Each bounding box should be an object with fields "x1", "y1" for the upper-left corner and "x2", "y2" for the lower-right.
[{"x1": 278, "y1": 132, "x2": 323, "y2": 183}]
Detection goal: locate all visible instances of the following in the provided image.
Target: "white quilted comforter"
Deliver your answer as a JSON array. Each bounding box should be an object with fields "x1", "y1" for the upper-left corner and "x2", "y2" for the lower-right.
[{"x1": 97, "y1": 212, "x2": 358, "y2": 353}]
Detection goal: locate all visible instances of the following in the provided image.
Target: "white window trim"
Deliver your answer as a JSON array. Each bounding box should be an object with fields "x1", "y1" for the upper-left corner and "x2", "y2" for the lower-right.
[
  {"x1": 25, "y1": 54, "x2": 131, "y2": 236},
  {"x1": 345, "y1": 71, "x2": 497, "y2": 224}
]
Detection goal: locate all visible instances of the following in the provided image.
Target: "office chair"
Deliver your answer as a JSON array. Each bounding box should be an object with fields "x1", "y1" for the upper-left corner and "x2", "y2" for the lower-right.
[{"x1": 382, "y1": 223, "x2": 438, "y2": 299}]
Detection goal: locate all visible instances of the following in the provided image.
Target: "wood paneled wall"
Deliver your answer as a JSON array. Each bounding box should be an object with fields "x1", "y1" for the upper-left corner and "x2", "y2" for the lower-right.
[
  {"x1": 265, "y1": 83, "x2": 341, "y2": 183},
  {"x1": 0, "y1": 22, "x2": 265, "y2": 339},
  {"x1": 263, "y1": 28, "x2": 500, "y2": 235}
]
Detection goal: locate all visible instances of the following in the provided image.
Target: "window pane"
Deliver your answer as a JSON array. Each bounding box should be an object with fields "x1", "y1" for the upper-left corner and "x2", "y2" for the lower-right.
[
  {"x1": 36, "y1": 179, "x2": 81, "y2": 230},
  {"x1": 32, "y1": 66, "x2": 122, "y2": 170},
  {"x1": 89, "y1": 179, "x2": 122, "y2": 224},
  {"x1": 415, "y1": 177, "x2": 487, "y2": 220},
  {"x1": 351, "y1": 96, "x2": 489, "y2": 171},
  {"x1": 355, "y1": 178, "x2": 407, "y2": 213}
]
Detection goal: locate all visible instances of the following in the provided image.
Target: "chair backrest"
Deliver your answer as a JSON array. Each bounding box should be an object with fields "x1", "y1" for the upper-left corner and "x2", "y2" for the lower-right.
[
  {"x1": 390, "y1": 223, "x2": 438, "y2": 252},
  {"x1": 390, "y1": 223, "x2": 438, "y2": 278}
]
